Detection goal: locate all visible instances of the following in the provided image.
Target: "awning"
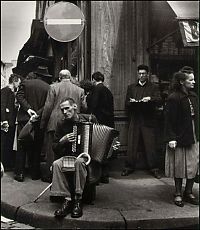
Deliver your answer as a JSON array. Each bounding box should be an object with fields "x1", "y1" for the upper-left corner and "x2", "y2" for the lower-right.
[
  {"x1": 167, "y1": 1, "x2": 199, "y2": 47},
  {"x1": 167, "y1": 1, "x2": 199, "y2": 20}
]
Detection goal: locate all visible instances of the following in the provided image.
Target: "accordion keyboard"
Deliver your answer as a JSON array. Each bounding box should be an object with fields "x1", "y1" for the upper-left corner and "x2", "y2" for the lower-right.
[
  {"x1": 72, "y1": 125, "x2": 78, "y2": 153},
  {"x1": 82, "y1": 124, "x2": 91, "y2": 154}
]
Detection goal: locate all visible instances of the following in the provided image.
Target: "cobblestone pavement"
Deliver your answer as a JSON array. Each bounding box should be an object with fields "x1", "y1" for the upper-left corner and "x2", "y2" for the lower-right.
[{"x1": 1, "y1": 216, "x2": 36, "y2": 229}]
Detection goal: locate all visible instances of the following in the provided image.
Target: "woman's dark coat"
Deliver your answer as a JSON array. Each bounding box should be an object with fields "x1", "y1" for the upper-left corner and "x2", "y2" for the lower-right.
[
  {"x1": 1, "y1": 86, "x2": 17, "y2": 127},
  {"x1": 164, "y1": 90, "x2": 198, "y2": 147},
  {"x1": 1, "y1": 86, "x2": 18, "y2": 169}
]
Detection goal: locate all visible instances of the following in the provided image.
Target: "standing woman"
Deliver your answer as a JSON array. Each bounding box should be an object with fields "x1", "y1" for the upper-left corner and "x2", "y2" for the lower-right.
[
  {"x1": 1, "y1": 74, "x2": 22, "y2": 171},
  {"x1": 164, "y1": 67, "x2": 199, "y2": 207}
]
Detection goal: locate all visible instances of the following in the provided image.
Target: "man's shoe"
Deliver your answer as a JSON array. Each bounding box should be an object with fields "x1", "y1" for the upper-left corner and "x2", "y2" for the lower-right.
[
  {"x1": 54, "y1": 200, "x2": 73, "y2": 218},
  {"x1": 154, "y1": 171, "x2": 162, "y2": 179},
  {"x1": 152, "y1": 169, "x2": 162, "y2": 179},
  {"x1": 71, "y1": 200, "x2": 83, "y2": 218},
  {"x1": 14, "y1": 173, "x2": 24, "y2": 182},
  {"x1": 41, "y1": 175, "x2": 52, "y2": 183},
  {"x1": 31, "y1": 175, "x2": 41, "y2": 180},
  {"x1": 31, "y1": 172, "x2": 41, "y2": 180},
  {"x1": 121, "y1": 169, "x2": 133, "y2": 176},
  {"x1": 100, "y1": 176, "x2": 109, "y2": 184},
  {"x1": 183, "y1": 193, "x2": 199, "y2": 205}
]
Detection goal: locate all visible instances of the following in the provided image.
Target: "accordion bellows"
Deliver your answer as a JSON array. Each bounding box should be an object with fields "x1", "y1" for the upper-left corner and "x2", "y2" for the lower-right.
[{"x1": 91, "y1": 124, "x2": 119, "y2": 163}]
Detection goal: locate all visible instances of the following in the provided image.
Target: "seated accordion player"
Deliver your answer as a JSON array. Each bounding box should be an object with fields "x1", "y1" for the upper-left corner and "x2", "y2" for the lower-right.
[{"x1": 61, "y1": 122, "x2": 119, "y2": 172}]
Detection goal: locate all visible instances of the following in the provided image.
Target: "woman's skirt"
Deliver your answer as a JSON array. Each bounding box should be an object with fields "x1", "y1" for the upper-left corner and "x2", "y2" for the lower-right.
[{"x1": 165, "y1": 140, "x2": 199, "y2": 179}]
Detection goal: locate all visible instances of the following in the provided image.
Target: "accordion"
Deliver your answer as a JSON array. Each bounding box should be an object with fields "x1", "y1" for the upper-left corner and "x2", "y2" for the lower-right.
[
  {"x1": 61, "y1": 122, "x2": 119, "y2": 172},
  {"x1": 61, "y1": 122, "x2": 93, "y2": 172}
]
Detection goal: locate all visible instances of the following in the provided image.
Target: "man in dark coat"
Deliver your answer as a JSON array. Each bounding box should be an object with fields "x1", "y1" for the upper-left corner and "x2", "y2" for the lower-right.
[
  {"x1": 121, "y1": 64, "x2": 162, "y2": 178},
  {"x1": 51, "y1": 97, "x2": 97, "y2": 218},
  {"x1": 89, "y1": 72, "x2": 115, "y2": 183},
  {"x1": 14, "y1": 66, "x2": 50, "y2": 182},
  {"x1": 90, "y1": 72, "x2": 114, "y2": 128},
  {"x1": 1, "y1": 74, "x2": 22, "y2": 171}
]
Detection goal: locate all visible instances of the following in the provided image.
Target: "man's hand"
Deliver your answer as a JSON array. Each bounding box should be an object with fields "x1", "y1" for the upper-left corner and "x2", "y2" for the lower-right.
[
  {"x1": 59, "y1": 132, "x2": 76, "y2": 144},
  {"x1": 168, "y1": 140, "x2": 177, "y2": 149},
  {"x1": 141, "y1": 96, "x2": 151, "y2": 102},
  {"x1": 1, "y1": 162, "x2": 4, "y2": 178},
  {"x1": 130, "y1": 98, "x2": 137, "y2": 102},
  {"x1": 27, "y1": 109, "x2": 37, "y2": 117},
  {"x1": 112, "y1": 140, "x2": 120, "y2": 151},
  {"x1": 30, "y1": 114, "x2": 40, "y2": 123},
  {"x1": 1, "y1": 121, "x2": 9, "y2": 132}
]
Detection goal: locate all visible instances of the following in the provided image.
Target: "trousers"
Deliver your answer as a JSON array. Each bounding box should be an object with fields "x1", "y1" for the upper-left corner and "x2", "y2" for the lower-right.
[
  {"x1": 50, "y1": 157, "x2": 87, "y2": 200},
  {"x1": 15, "y1": 121, "x2": 44, "y2": 178},
  {"x1": 1, "y1": 127, "x2": 16, "y2": 170},
  {"x1": 125, "y1": 120, "x2": 158, "y2": 171}
]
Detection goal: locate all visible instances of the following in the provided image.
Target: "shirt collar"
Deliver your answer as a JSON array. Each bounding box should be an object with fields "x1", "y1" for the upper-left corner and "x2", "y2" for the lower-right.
[
  {"x1": 138, "y1": 80, "x2": 147, "y2": 86},
  {"x1": 95, "y1": 81, "x2": 103, "y2": 86}
]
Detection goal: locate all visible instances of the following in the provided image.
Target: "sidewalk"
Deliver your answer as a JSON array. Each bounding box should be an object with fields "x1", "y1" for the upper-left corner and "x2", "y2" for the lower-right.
[
  {"x1": 1, "y1": 216, "x2": 35, "y2": 229},
  {"x1": 1, "y1": 170, "x2": 199, "y2": 229}
]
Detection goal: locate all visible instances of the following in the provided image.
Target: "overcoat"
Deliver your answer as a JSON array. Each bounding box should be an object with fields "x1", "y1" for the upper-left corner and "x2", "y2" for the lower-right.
[
  {"x1": 40, "y1": 80, "x2": 86, "y2": 132},
  {"x1": 1, "y1": 86, "x2": 18, "y2": 169},
  {"x1": 89, "y1": 83, "x2": 114, "y2": 128},
  {"x1": 16, "y1": 79, "x2": 50, "y2": 123},
  {"x1": 125, "y1": 81, "x2": 162, "y2": 169},
  {"x1": 1, "y1": 86, "x2": 17, "y2": 127},
  {"x1": 14, "y1": 78, "x2": 50, "y2": 178},
  {"x1": 125, "y1": 81, "x2": 162, "y2": 127},
  {"x1": 164, "y1": 90, "x2": 198, "y2": 147}
]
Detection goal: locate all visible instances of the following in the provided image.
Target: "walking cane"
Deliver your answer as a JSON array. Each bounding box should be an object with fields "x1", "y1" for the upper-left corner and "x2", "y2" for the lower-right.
[{"x1": 33, "y1": 183, "x2": 52, "y2": 203}]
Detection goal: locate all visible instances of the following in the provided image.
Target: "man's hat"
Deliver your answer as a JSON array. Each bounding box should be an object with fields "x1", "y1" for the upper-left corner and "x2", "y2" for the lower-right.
[{"x1": 34, "y1": 66, "x2": 52, "y2": 78}]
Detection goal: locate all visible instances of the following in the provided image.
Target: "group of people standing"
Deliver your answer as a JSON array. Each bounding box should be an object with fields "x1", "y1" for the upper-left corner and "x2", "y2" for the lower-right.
[
  {"x1": 1, "y1": 67, "x2": 116, "y2": 218},
  {"x1": 1, "y1": 63, "x2": 198, "y2": 218},
  {"x1": 1, "y1": 67, "x2": 115, "y2": 183}
]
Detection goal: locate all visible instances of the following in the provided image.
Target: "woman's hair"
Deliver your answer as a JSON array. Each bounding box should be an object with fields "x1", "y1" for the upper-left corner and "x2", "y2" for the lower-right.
[
  {"x1": 179, "y1": 66, "x2": 194, "y2": 75},
  {"x1": 9, "y1": 73, "x2": 22, "y2": 84},
  {"x1": 79, "y1": 79, "x2": 94, "y2": 92},
  {"x1": 170, "y1": 72, "x2": 188, "y2": 91}
]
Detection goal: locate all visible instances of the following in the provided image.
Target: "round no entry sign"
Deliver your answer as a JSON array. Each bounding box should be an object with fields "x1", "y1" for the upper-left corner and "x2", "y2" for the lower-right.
[{"x1": 44, "y1": 2, "x2": 85, "y2": 42}]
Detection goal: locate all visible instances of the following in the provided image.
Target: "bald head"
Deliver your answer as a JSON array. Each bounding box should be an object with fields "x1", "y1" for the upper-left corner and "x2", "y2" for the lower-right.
[{"x1": 59, "y1": 69, "x2": 71, "y2": 80}]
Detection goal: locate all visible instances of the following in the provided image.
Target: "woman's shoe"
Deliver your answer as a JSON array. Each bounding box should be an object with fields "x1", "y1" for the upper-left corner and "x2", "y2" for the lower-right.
[
  {"x1": 174, "y1": 195, "x2": 184, "y2": 207},
  {"x1": 183, "y1": 193, "x2": 199, "y2": 205}
]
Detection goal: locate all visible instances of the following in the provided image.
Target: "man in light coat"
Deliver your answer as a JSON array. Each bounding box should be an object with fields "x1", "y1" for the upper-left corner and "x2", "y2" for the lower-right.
[{"x1": 40, "y1": 70, "x2": 86, "y2": 181}]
